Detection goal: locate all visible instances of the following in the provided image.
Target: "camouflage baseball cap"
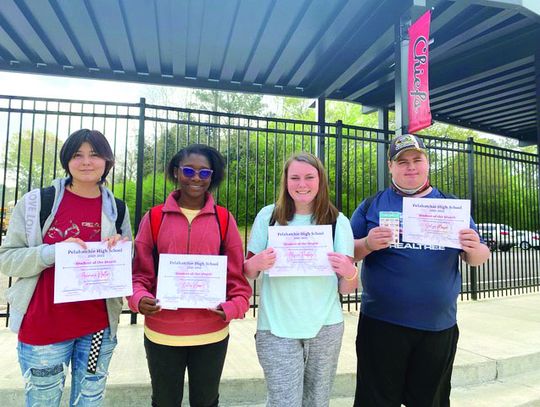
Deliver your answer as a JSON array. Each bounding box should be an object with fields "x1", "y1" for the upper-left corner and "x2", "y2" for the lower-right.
[{"x1": 388, "y1": 134, "x2": 427, "y2": 161}]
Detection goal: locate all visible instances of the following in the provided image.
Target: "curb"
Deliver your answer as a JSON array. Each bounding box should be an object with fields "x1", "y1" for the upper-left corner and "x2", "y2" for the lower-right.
[{"x1": 6, "y1": 353, "x2": 540, "y2": 406}]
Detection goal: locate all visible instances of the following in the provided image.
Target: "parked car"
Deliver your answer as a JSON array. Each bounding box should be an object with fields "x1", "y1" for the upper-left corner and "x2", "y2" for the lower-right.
[
  {"x1": 0, "y1": 202, "x2": 14, "y2": 236},
  {"x1": 511, "y1": 230, "x2": 540, "y2": 250},
  {"x1": 1, "y1": 208, "x2": 8, "y2": 235},
  {"x1": 476, "y1": 223, "x2": 514, "y2": 251}
]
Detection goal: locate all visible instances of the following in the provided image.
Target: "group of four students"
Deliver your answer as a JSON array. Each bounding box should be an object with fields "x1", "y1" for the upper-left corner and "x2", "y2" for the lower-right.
[{"x1": 0, "y1": 128, "x2": 489, "y2": 407}]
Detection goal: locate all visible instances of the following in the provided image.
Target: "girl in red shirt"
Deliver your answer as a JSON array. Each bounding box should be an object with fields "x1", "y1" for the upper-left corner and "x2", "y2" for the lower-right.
[{"x1": 1, "y1": 129, "x2": 131, "y2": 407}]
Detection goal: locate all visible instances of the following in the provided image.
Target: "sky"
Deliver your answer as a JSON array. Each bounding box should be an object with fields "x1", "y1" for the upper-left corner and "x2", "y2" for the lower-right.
[
  {"x1": 0, "y1": 70, "x2": 284, "y2": 111},
  {"x1": 0, "y1": 71, "x2": 187, "y2": 104}
]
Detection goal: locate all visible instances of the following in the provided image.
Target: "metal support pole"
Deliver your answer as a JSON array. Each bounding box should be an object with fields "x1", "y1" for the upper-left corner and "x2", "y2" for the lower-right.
[
  {"x1": 468, "y1": 136, "x2": 478, "y2": 300},
  {"x1": 394, "y1": 1, "x2": 427, "y2": 136},
  {"x1": 316, "y1": 97, "x2": 326, "y2": 164},
  {"x1": 377, "y1": 107, "x2": 390, "y2": 191},
  {"x1": 335, "y1": 120, "x2": 343, "y2": 211},
  {"x1": 467, "y1": 137, "x2": 476, "y2": 214},
  {"x1": 132, "y1": 97, "x2": 146, "y2": 325},
  {"x1": 534, "y1": 49, "x2": 540, "y2": 227},
  {"x1": 394, "y1": 20, "x2": 409, "y2": 137}
]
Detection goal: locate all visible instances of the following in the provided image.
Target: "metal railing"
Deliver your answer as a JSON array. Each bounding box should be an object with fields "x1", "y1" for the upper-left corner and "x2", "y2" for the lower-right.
[{"x1": 0, "y1": 95, "x2": 539, "y2": 323}]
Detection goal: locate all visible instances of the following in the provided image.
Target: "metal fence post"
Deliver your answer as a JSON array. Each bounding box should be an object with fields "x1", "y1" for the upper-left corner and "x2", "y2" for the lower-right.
[
  {"x1": 316, "y1": 97, "x2": 326, "y2": 164},
  {"x1": 468, "y1": 136, "x2": 478, "y2": 300},
  {"x1": 131, "y1": 97, "x2": 146, "y2": 324},
  {"x1": 377, "y1": 108, "x2": 390, "y2": 191},
  {"x1": 335, "y1": 120, "x2": 343, "y2": 211}
]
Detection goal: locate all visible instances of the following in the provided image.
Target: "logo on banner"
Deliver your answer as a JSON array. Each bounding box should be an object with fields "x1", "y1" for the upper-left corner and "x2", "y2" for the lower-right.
[
  {"x1": 407, "y1": 10, "x2": 432, "y2": 133},
  {"x1": 411, "y1": 36, "x2": 428, "y2": 110}
]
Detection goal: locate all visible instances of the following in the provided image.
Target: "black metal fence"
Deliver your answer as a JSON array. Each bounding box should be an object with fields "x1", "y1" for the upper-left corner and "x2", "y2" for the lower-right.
[{"x1": 0, "y1": 95, "x2": 539, "y2": 322}]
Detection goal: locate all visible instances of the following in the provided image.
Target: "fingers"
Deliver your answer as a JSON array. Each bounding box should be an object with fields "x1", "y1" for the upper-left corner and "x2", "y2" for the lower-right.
[
  {"x1": 255, "y1": 247, "x2": 277, "y2": 270},
  {"x1": 103, "y1": 234, "x2": 123, "y2": 249},
  {"x1": 64, "y1": 237, "x2": 87, "y2": 249},
  {"x1": 64, "y1": 235, "x2": 127, "y2": 250},
  {"x1": 139, "y1": 297, "x2": 161, "y2": 315},
  {"x1": 459, "y1": 229, "x2": 481, "y2": 251},
  {"x1": 327, "y1": 252, "x2": 346, "y2": 264},
  {"x1": 459, "y1": 229, "x2": 479, "y2": 239},
  {"x1": 459, "y1": 229, "x2": 480, "y2": 243},
  {"x1": 263, "y1": 247, "x2": 277, "y2": 259},
  {"x1": 367, "y1": 227, "x2": 394, "y2": 250},
  {"x1": 327, "y1": 252, "x2": 355, "y2": 277}
]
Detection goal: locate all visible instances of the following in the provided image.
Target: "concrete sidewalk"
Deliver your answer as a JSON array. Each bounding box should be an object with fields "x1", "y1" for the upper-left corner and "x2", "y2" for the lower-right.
[{"x1": 1, "y1": 294, "x2": 540, "y2": 406}]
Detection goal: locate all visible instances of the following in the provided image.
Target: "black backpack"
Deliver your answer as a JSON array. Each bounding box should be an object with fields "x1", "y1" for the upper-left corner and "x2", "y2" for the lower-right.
[{"x1": 39, "y1": 186, "x2": 126, "y2": 233}]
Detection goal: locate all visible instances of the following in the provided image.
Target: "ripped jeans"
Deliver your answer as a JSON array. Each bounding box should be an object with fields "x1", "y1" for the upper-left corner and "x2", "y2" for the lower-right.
[{"x1": 17, "y1": 327, "x2": 117, "y2": 407}]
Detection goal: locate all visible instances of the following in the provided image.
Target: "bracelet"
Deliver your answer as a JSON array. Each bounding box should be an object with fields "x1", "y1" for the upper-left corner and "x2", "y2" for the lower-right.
[
  {"x1": 344, "y1": 267, "x2": 359, "y2": 281},
  {"x1": 364, "y1": 238, "x2": 373, "y2": 252}
]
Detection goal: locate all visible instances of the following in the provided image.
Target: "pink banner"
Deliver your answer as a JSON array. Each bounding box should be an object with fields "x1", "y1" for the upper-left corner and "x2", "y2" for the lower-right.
[{"x1": 407, "y1": 10, "x2": 432, "y2": 133}]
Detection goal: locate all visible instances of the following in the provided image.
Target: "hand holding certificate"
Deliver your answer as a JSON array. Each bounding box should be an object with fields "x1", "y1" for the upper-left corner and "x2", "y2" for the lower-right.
[
  {"x1": 267, "y1": 225, "x2": 334, "y2": 277},
  {"x1": 402, "y1": 197, "x2": 471, "y2": 249},
  {"x1": 54, "y1": 241, "x2": 132, "y2": 304},
  {"x1": 156, "y1": 254, "x2": 227, "y2": 310}
]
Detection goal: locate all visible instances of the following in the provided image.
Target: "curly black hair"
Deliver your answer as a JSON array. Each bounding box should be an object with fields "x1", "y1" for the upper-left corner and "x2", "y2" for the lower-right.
[{"x1": 167, "y1": 144, "x2": 226, "y2": 190}]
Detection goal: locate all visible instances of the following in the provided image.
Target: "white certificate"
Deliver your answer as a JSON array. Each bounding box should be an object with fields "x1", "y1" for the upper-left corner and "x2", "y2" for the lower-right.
[
  {"x1": 267, "y1": 225, "x2": 334, "y2": 277},
  {"x1": 402, "y1": 197, "x2": 471, "y2": 249},
  {"x1": 156, "y1": 254, "x2": 227, "y2": 310},
  {"x1": 54, "y1": 241, "x2": 133, "y2": 304}
]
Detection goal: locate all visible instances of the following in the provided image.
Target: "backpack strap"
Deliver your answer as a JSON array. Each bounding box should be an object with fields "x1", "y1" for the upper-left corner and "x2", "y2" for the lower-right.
[
  {"x1": 269, "y1": 208, "x2": 277, "y2": 227},
  {"x1": 148, "y1": 204, "x2": 165, "y2": 275},
  {"x1": 359, "y1": 190, "x2": 384, "y2": 217},
  {"x1": 148, "y1": 203, "x2": 229, "y2": 274},
  {"x1": 149, "y1": 204, "x2": 165, "y2": 245},
  {"x1": 114, "y1": 198, "x2": 126, "y2": 234},
  {"x1": 39, "y1": 186, "x2": 56, "y2": 230},
  {"x1": 214, "y1": 205, "x2": 230, "y2": 255},
  {"x1": 40, "y1": 186, "x2": 126, "y2": 235},
  {"x1": 438, "y1": 190, "x2": 457, "y2": 199}
]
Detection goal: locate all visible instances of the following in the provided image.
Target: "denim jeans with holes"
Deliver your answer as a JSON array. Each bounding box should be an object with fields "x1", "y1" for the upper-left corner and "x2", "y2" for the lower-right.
[{"x1": 17, "y1": 327, "x2": 117, "y2": 407}]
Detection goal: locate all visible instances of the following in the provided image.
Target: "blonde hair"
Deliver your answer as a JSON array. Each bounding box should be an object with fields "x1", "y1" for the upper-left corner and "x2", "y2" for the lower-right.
[{"x1": 273, "y1": 152, "x2": 339, "y2": 225}]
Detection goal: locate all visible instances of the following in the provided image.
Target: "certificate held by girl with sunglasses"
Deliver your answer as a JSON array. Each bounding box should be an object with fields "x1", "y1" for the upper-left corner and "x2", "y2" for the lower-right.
[{"x1": 128, "y1": 144, "x2": 252, "y2": 407}]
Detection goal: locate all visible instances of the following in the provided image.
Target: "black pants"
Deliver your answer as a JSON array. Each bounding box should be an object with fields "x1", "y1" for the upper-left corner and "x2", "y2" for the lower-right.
[
  {"x1": 144, "y1": 335, "x2": 229, "y2": 407},
  {"x1": 354, "y1": 314, "x2": 459, "y2": 407}
]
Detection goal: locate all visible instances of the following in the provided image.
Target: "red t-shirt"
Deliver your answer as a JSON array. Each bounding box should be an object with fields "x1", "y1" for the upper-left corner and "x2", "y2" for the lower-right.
[{"x1": 18, "y1": 189, "x2": 109, "y2": 345}]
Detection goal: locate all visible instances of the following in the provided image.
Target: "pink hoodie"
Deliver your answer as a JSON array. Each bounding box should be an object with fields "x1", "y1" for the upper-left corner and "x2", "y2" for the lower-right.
[{"x1": 128, "y1": 190, "x2": 252, "y2": 336}]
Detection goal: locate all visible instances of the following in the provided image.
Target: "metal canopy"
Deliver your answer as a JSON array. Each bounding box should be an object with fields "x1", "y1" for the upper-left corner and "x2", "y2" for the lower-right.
[{"x1": 0, "y1": 0, "x2": 538, "y2": 143}]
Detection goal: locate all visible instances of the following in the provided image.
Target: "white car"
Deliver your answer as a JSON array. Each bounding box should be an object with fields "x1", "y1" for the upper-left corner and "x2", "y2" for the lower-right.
[
  {"x1": 511, "y1": 230, "x2": 540, "y2": 250},
  {"x1": 476, "y1": 223, "x2": 514, "y2": 251}
]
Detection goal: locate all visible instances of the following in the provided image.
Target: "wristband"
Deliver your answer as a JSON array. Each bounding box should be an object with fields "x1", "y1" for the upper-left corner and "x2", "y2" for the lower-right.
[
  {"x1": 364, "y1": 238, "x2": 373, "y2": 252},
  {"x1": 344, "y1": 267, "x2": 359, "y2": 281}
]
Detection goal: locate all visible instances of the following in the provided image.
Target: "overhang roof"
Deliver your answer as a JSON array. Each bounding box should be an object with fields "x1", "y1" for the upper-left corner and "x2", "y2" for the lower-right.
[{"x1": 0, "y1": 0, "x2": 538, "y2": 143}]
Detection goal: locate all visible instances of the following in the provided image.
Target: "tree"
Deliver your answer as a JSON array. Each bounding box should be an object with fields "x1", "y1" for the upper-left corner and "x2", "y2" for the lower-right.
[
  {"x1": 192, "y1": 90, "x2": 266, "y2": 115},
  {"x1": 7, "y1": 130, "x2": 62, "y2": 197}
]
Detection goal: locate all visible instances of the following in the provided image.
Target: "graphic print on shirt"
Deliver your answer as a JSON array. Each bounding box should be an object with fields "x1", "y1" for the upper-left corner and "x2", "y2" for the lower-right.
[{"x1": 47, "y1": 219, "x2": 101, "y2": 240}]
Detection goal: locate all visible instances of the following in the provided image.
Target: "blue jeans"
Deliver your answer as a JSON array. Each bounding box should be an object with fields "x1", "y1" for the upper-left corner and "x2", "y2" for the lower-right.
[{"x1": 17, "y1": 328, "x2": 117, "y2": 407}]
